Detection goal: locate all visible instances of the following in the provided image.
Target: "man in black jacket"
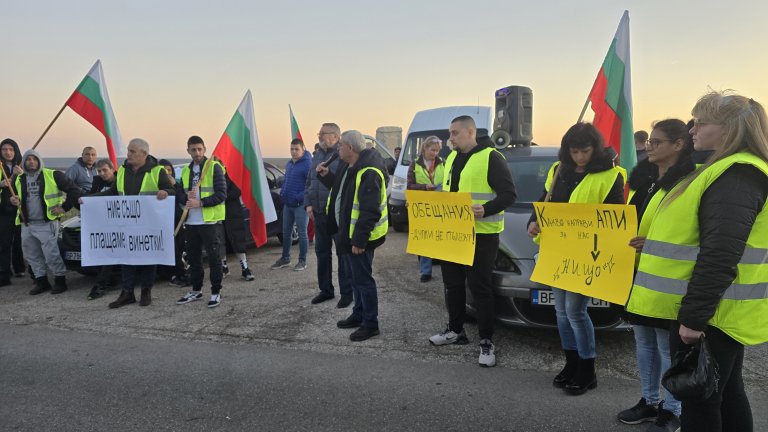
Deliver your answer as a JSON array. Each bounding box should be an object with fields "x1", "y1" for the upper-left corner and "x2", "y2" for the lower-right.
[
  {"x1": 85, "y1": 158, "x2": 120, "y2": 300},
  {"x1": 0, "y1": 138, "x2": 25, "y2": 286},
  {"x1": 11, "y1": 149, "x2": 82, "y2": 295},
  {"x1": 95, "y1": 138, "x2": 175, "y2": 308},
  {"x1": 317, "y1": 130, "x2": 388, "y2": 342}
]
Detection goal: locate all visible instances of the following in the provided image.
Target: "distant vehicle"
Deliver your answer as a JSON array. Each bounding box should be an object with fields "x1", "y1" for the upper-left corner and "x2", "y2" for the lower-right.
[
  {"x1": 388, "y1": 106, "x2": 493, "y2": 232},
  {"x1": 470, "y1": 145, "x2": 627, "y2": 330},
  {"x1": 58, "y1": 161, "x2": 296, "y2": 274}
]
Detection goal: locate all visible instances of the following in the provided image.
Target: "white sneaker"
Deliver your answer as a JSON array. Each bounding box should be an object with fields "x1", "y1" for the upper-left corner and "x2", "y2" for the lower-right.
[
  {"x1": 479, "y1": 339, "x2": 496, "y2": 367},
  {"x1": 429, "y1": 328, "x2": 469, "y2": 346},
  {"x1": 207, "y1": 294, "x2": 221, "y2": 308},
  {"x1": 176, "y1": 291, "x2": 202, "y2": 305}
]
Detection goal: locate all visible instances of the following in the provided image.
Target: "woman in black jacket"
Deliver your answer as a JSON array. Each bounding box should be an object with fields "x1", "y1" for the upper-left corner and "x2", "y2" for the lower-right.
[
  {"x1": 617, "y1": 119, "x2": 695, "y2": 429},
  {"x1": 527, "y1": 123, "x2": 624, "y2": 396},
  {"x1": 626, "y1": 91, "x2": 768, "y2": 431}
]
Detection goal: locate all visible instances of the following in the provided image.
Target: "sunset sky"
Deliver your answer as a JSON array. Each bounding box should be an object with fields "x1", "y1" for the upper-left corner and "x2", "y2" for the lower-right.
[{"x1": 2, "y1": 0, "x2": 766, "y2": 158}]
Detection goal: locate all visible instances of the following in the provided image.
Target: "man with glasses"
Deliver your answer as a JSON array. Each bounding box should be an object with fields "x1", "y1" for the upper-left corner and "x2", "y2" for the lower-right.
[{"x1": 303, "y1": 123, "x2": 352, "y2": 307}]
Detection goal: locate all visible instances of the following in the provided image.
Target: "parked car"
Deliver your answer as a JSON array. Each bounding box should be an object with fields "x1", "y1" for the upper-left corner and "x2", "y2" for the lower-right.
[
  {"x1": 58, "y1": 161, "x2": 297, "y2": 274},
  {"x1": 464, "y1": 145, "x2": 627, "y2": 330}
]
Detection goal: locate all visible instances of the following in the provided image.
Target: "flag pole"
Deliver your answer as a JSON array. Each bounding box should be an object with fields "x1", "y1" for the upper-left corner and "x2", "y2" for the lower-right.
[
  {"x1": 32, "y1": 102, "x2": 69, "y2": 150},
  {"x1": 174, "y1": 159, "x2": 212, "y2": 236},
  {"x1": 577, "y1": 94, "x2": 591, "y2": 123}
]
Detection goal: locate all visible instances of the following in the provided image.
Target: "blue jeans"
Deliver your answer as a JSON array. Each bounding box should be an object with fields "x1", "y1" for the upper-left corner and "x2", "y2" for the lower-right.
[
  {"x1": 341, "y1": 250, "x2": 378, "y2": 329},
  {"x1": 419, "y1": 256, "x2": 432, "y2": 276},
  {"x1": 552, "y1": 287, "x2": 596, "y2": 359},
  {"x1": 281, "y1": 205, "x2": 308, "y2": 261},
  {"x1": 313, "y1": 212, "x2": 352, "y2": 296},
  {"x1": 633, "y1": 325, "x2": 681, "y2": 415}
]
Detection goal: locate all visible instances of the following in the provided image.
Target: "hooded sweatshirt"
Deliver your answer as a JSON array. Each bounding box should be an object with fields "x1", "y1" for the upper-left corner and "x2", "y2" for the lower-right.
[
  {"x1": 0, "y1": 138, "x2": 22, "y2": 216},
  {"x1": 65, "y1": 157, "x2": 98, "y2": 194},
  {"x1": 15, "y1": 149, "x2": 81, "y2": 223}
]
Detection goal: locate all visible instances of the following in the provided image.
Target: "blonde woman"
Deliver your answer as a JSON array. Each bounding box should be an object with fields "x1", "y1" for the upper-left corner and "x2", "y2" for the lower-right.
[
  {"x1": 627, "y1": 91, "x2": 768, "y2": 432},
  {"x1": 406, "y1": 136, "x2": 444, "y2": 282}
]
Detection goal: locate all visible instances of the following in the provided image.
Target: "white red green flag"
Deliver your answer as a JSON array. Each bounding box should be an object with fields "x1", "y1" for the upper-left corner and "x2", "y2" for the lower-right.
[
  {"x1": 65, "y1": 60, "x2": 124, "y2": 167},
  {"x1": 289, "y1": 104, "x2": 303, "y2": 141},
  {"x1": 588, "y1": 10, "x2": 636, "y2": 171},
  {"x1": 213, "y1": 91, "x2": 277, "y2": 247}
]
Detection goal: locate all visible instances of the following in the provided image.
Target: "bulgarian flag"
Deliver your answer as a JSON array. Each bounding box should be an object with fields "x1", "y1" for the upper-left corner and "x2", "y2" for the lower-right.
[
  {"x1": 289, "y1": 104, "x2": 303, "y2": 141},
  {"x1": 213, "y1": 91, "x2": 277, "y2": 247},
  {"x1": 588, "y1": 10, "x2": 636, "y2": 172},
  {"x1": 65, "y1": 60, "x2": 125, "y2": 167}
]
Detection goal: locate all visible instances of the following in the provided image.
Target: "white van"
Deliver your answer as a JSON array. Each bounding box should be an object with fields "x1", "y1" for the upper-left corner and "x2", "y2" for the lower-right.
[{"x1": 388, "y1": 106, "x2": 492, "y2": 231}]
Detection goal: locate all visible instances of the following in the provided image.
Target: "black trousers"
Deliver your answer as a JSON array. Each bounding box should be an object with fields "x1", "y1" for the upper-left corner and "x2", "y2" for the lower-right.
[
  {"x1": 440, "y1": 233, "x2": 499, "y2": 340},
  {"x1": 670, "y1": 323, "x2": 753, "y2": 432},
  {"x1": 185, "y1": 223, "x2": 222, "y2": 295},
  {"x1": 0, "y1": 213, "x2": 23, "y2": 280}
]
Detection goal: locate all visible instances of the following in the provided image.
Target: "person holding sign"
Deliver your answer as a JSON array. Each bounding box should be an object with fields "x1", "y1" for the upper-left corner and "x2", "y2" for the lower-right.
[
  {"x1": 316, "y1": 130, "x2": 388, "y2": 342},
  {"x1": 527, "y1": 122, "x2": 624, "y2": 394},
  {"x1": 626, "y1": 91, "x2": 768, "y2": 432},
  {"x1": 406, "y1": 135, "x2": 444, "y2": 282},
  {"x1": 618, "y1": 119, "x2": 694, "y2": 430},
  {"x1": 176, "y1": 136, "x2": 227, "y2": 309},
  {"x1": 11, "y1": 149, "x2": 81, "y2": 296},
  {"x1": 94, "y1": 138, "x2": 175, "y2": 308},
  {"x1": 429, "y1": 116, "x2": 516, "y2": 368}
]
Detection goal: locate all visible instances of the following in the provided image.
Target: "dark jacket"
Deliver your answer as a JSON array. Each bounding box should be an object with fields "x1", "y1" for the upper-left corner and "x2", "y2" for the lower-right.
[
  {"x1": 88, "y1": 171, "x2": 116, "y2": 195},
  {"x1": 177, "y1": 157, "x2": 227, "y2": 208},
  {"x1": 0, "y1": 138, "x2": 22, "y2": 216},
  {"x1": 624, "y1": 155, "x2": 696, "y2": 328},
  {"x1": 97, "y1": 155, "x2": 175, "y2": 197},
  {"x1": 14, "y1": 151, "x2": 82, "y2": 222},
  {"x1": 303, "y1": 143, "x2": 342, "y2": 213},
  {"x1": 281, "y1": 150, "x2": 311, "y2": 207},
  {"x1": 528, "y1": 156, "x2": 624, "y2": 226},
  {"x1": 223, "y1": 174, "x2": 245, "y2": 221},
  {"x1": 319, "y1": 148, "x2": 387, "y2": 254},
  {"x1": 445, "y1": 137, "x2": 517, "y2": 217},
  {"x1": 678, "y1": 164, "x2": 768, "y2": 331}
]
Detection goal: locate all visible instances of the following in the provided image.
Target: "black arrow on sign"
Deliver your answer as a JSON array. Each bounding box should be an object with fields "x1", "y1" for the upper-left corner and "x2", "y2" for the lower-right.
[{"x1": 591, "y1": 234, "x2": 601, "y2": 261}]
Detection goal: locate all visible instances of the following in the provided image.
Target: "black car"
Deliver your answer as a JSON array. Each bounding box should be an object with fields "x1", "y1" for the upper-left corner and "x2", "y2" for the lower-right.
[{"x1": 58, "y1": 161, "x2": 297, "y2": 274}]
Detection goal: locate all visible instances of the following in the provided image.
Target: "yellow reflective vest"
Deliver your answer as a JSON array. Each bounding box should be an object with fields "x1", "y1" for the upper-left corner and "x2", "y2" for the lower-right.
[
  {"x1": 442, "y1": 147, "x2": 503, "y2": 234},
  {"x1": 181, "y1": 160, "x2": 226, "y2": 223},
  {"x1": 117, "y1": 165, "x2": 164, "y2": 196},
  {"x1": 414, "y1": 159, "x2": 444, "y2": 186},
  {"x1": 350, "y1": 167, "x2": 388, "y2": 241},
  {"x1": 626, "y1": 152, "x2": 768, "y2": 345},
  {"x1": 15, "y1": 168, "x2": 63, "y2": 225}
]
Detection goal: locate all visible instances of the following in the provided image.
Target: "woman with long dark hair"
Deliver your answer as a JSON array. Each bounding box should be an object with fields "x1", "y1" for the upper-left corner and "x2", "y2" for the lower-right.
[{"x1": 528, "y1": 122, "x2": 624, "y2": 395}]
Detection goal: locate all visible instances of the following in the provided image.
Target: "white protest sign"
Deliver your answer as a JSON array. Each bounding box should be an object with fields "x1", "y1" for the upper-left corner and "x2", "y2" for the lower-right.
[{"x1": 80, "y1": 196, "x2": 175, "y2": 266}]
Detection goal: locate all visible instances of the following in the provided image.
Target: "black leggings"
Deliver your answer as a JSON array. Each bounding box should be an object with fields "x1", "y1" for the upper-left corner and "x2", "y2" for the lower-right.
[{"x1": 670, "y1": 323, "x2": 752, "y2": 432}]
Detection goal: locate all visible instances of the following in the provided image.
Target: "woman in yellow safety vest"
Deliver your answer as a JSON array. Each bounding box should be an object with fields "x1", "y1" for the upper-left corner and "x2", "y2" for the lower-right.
[
  {"x1": 617, "y1": 119, "x2": 696, "y2": 430},
  {"x1": 527, "y1": 122, "x2": 625, "y2": 396},
  {"x1": 626, "y1": 91, "x2": 768, "y2": 431},
  {"x1": 406, "y1": 136, "x2": 445, "y2": 283}
]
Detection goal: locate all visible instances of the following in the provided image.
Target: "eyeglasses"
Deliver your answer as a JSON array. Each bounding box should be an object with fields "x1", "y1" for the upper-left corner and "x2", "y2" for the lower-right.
[{"x1": 645, "y1": 138, "x2": 673, "y2": 148}]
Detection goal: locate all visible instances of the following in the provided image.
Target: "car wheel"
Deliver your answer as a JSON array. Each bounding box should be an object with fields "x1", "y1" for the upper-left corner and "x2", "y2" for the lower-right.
[{"x1": 392, "y1": 222, "x2": 408, "y2": 232}]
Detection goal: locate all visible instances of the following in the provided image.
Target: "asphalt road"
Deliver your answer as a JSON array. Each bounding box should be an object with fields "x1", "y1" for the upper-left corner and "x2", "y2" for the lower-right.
[{"x1": 0, "y1": 229, "x2": 766, "y2": 431}]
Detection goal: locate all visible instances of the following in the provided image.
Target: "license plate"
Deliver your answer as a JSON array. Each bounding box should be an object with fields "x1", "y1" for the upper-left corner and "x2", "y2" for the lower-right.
[
  {"x1": 531, "y1": 290, "x2": 610, "y2": 308},
  {"x1": 64, "y1": 251, "x2": 81, "y2": 261}
]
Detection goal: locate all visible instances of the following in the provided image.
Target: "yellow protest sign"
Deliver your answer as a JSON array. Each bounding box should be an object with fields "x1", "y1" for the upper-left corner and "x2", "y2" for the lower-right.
[
  {"x1": 405, "y1": 190, "x2": 475, "y2": 265},
  {"x1": 530, "y1": 202, "x2": 637, "y2": 305}
]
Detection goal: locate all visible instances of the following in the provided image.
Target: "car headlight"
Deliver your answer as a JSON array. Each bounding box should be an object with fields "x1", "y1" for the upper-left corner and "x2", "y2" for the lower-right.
[
  {"x1": 392, "y1": 175, "x2": 406, "y2": 191},
  {"x1": 494, "y1": 251, "x2": 520, "y2": 274}
]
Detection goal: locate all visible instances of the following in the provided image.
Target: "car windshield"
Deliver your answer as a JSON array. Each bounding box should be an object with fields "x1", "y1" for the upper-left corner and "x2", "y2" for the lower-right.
[{"x1": 506, "y1": 156, "x2": 557, "y2": 206}]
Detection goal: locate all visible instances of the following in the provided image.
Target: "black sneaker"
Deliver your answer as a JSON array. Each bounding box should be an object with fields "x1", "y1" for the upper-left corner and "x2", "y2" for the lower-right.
[
  {"x1": 169, "y1": 275, "x2": 190, "y2": 287},
  {"x1": 311, "y1": 292, "x2": 334, "y2": 304},
  {"x1": 617, "y1": 398, "x2": 658, "y2": 425},
  {"x1": 646, "y1": 408, "x2": 681, "y2": 432},
  {"x1": 420, "y1": 274, "x2": 432, "y2": 283},
  {"x1": 337, "y1": 315, "x2": 362, "y2": 329},
  {"x1": 350, "y1": 327, "x2": 379, "y2": 341},
  {"x1": 222, "y1": 262, "x2": 229, "y2": 277},
  {"x1": 242, "y1": 268, "x2": 255, "y2": 281},
  {"x1": 207, "y1": 294, "x2": 221, "y2": 308},
  {"x1": 87, "y1": 285, "x2": 106, "y2": 300}
]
